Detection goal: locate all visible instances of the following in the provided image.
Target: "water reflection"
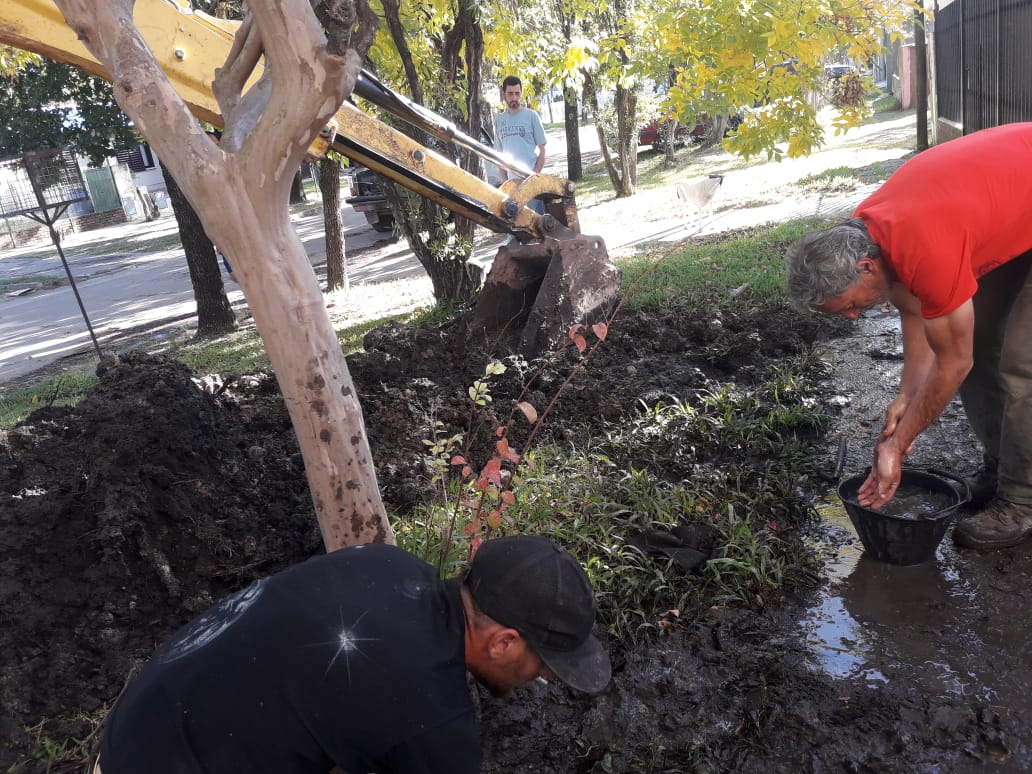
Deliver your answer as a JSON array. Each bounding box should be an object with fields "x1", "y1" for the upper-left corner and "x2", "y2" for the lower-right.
[{"x1": 804, "y1": 509, "x2": 989, "y2": 703}]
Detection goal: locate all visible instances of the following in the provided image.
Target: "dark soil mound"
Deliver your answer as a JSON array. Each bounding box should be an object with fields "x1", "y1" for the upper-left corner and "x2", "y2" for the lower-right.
[{"x1": 4, "y1": 301, "x2": 1003, "y2": 773}]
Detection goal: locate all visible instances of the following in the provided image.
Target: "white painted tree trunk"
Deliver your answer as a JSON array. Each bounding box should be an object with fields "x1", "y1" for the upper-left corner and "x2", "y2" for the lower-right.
[{"x1": 55, "y1": 0, "x2": 394, "y2": 550}]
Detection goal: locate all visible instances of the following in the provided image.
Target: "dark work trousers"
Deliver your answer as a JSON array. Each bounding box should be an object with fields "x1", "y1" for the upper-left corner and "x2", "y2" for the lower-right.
[{"x1": 958, "y1": 249, "x2": 1032, "y2": 505}]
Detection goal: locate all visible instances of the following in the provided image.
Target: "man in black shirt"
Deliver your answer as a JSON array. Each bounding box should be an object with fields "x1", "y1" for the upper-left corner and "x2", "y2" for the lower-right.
[{"x1": 96, "y1": 536, "x2": 610, "y2": 773}]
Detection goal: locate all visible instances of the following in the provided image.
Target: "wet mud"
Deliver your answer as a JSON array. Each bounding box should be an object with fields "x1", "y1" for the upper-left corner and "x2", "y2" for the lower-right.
[{"x1": 1, "y1": 301, "x2": 1030, "y2": 772}]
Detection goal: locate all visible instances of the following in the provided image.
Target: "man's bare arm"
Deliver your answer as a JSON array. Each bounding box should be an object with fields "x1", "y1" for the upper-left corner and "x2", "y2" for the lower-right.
[{"x1": 858, "y1": 299, "x2": 974, "y2": 507}]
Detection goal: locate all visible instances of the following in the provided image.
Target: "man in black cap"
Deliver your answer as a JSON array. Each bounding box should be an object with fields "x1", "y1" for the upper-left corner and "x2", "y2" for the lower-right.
[{"x1": 95, "y1": 536, "x2": 610, "y2": 774}]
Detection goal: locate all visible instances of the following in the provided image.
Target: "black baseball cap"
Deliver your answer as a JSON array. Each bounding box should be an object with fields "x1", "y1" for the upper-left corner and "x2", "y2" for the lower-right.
[{"x1": 465, "y1": 535, "x2": 611, "y2": 694}]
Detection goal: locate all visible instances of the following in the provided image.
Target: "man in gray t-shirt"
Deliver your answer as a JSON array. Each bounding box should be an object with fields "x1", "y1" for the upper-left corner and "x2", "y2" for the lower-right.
[{"x1": 493, "y1": 75, "x2": 547, "y2": 214}]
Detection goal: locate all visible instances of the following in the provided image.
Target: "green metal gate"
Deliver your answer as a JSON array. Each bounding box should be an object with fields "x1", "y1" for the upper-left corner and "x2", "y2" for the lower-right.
[{"x1": 83, "y1": 167, "x2": 122, "y2": 213}]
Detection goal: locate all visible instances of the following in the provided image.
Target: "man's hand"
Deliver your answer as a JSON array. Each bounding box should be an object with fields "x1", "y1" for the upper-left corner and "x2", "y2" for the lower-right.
[
  {"x1": 881, "y1": 395, "x2": 908, "y2": 439},
  {"x1": 857, "y1": 436, "x2": 904, "y2": 508}
]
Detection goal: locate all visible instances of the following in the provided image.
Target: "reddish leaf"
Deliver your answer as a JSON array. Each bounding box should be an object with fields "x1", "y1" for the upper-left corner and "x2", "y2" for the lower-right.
[
  {"x1": 461, "y1": 465, "x2": 472, "y2": 477},
  {"x1": 482, "y1": 457, "x2": 504, "y2": 486},
  {"x1": 501, "y1": 490, "x2": 516, "y2": 505},
  {"x1": 572, "y1": 334, "x2": 587, "y2": 353},
  {"x1": 495, "y1": 425, "x2": 506, "y2": 437},
  {"x1": 568, "y1": 323, "x2": 584, "y2": 337},
  {"x1": 462, "y1": 522, "x2": 478, "y2": 536},
  {"x1": 486, "y1": 510, "x2": 503, "y2": 528},
  {"x1": 496, "y1": 438, "x2": 521, "y2": 464},
  {"x1": 450, "y1": 454, "x2": 466, "y2": 465},
  {"x1": 592, "y1": 322, "x2": 609, "y2": 340},
  {"x1": 516, "y1": 401, "x2": 538, "y2": 423},
  {"x1": 470, "y1": 536, "x2": 483, "y2": 555}
]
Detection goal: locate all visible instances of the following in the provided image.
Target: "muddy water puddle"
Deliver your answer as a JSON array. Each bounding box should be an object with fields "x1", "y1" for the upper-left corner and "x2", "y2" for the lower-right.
[
  {"x1": 801, "y1": 497, "x2": 1032, "y2": 769},
  {"x1": 845, "y1": 483, "x2": 956, "y2": 519}
]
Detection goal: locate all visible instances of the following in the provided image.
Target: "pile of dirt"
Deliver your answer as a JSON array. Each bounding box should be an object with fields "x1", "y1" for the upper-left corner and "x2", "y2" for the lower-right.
[{"x1": 0, "y1": 300, "x2": 1019, "y2": 772}]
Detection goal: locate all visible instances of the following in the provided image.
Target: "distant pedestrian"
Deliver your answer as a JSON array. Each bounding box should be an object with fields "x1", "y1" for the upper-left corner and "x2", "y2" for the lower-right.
[
  {"x1": 218, "y1": 249, "x2": 237, "y2": 284},
  {"x1": 493, "y1": 75, "x2": 547, "y2": 214}
]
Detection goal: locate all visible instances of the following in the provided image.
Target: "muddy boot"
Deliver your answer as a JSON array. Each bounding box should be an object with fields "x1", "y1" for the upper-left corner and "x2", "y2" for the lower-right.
[
  {"x1": 965, "y1": 454, "x2": 998, "y2": 510},
  {"x1": 953, "y1": 498, "x2": 1032, "y2": 550}
]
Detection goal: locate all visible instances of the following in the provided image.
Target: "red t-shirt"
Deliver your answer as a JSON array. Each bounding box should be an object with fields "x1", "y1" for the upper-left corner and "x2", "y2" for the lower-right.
[{"x1": 853, "y1": 122, "x2": 1032, "y2": 319}]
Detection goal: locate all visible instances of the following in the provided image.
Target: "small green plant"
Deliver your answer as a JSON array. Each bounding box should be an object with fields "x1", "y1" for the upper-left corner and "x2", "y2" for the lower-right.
[
  {"x1": 403, "y1": 322, "x2": 613, "y2": 575},
  {"x1": 795, "y1": 166, "x2": 859, "y2": 193},
  {"x1": 19, "y1": 712, "x2": 104, "y2": 772}
]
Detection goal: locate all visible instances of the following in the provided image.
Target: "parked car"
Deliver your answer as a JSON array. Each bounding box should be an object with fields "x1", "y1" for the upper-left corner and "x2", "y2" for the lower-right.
[
  {"x1": 638, "y1": 113, "x2": 742, "y2": 149},
  {"x1": 637, "y1": 116, "x2": 703, "y2": 149},
  {"x1": 345, "y1": 166, "x2": 394, "y2": 232},
  {"x1": 823, "y1": 63, "x2": 857, "y2": 79}
]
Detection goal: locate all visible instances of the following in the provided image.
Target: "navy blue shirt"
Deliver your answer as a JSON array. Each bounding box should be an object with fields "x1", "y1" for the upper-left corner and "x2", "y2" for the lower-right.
[{"x1": 100, "y1": 545, "x2": 480, "y2": 773}]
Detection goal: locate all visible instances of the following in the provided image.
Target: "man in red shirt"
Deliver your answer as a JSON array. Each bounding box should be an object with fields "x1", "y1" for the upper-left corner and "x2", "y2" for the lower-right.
[{"x1": 786, "y1": 122, "x2": 1032, "y2": 550}]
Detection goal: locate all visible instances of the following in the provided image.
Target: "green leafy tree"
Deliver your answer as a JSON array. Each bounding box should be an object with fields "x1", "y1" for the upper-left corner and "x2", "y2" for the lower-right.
[
  {"x1": 485, "y1": 0, "x2": 596, "y2": 182},
  {"x1": 0, "y1": 45, "x2": 37, "y2": 77},
  {"x1": 367, "y1": 0, "x2": 487, "y2": 303},
  {"x1": 0, "y1": 58, "x2": 137, "y2": 163},
  {"x1": 646, "y1": 0, "x2": 918, "y2": 160}
]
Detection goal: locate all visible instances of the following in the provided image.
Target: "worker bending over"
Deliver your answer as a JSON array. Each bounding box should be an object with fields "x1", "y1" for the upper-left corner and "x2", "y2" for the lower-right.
[
  {"x1": 95, "y1": 536, "x2": 610, "y2": 773},
  {"x1": 786, "y1": 122, "x2": 1032, "y2": 550}
]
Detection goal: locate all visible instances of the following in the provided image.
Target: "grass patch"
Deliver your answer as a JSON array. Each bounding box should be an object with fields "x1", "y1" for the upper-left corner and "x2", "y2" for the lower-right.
[
  {"x1": 0, "y1": 369, "x2": 99, "y2": 427},
  {"x1": 871, "y1": 91, "x2": 899, "y2": 113},
  {"x1": 795, "y1": 166, "x2": 860, "y2": 193},
  {"x1": 395, "y1": 348, "x2": 829, "y2": 641},
  {"x1": 0, "y1": 274, "x2": 60, "y2": 290},
  {"x1": 573, "y1": 141, "x2": 732, "y2": 207},
  {"x1": 618, "y1": 218, "x2": 835, "y2": 309}
]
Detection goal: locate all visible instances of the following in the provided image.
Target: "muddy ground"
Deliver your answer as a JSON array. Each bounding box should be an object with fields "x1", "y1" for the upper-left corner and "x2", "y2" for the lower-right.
[{"x1": 1, "y1": 295, "x2": 1030, "y2": 773}]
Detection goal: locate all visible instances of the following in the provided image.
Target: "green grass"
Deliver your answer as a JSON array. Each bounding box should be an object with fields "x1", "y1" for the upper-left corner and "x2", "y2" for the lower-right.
[
  {"x1": 572, "y1": 142, "x2": 725, "y2": 206},
  {"x1": 395, "y1": 347, "x2": 830, "y2": 640},
  {"x1": 618, "y1": 218, "x2": 835, "y2": 309},
  {"x1": 0, "y1": 273, "x2": 59, "y2": 289},
  {"x1": 795, "y1": 166, "x2": 860, "y2": 193},
  {"x1": 871, "y1": 91, "x2": 899, "y2": 113},
  {"x1": 0, "y1": 369, "x2": 100, "y2": 427}
]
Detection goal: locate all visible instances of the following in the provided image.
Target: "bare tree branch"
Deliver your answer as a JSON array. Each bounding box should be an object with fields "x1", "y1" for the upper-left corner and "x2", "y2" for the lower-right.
[
  {"x1": 212, "y1": 12, "x2": 263, "y2": 121},
  {"x1": 240, "y1": 0, "x2": 348, "y2": 190}
]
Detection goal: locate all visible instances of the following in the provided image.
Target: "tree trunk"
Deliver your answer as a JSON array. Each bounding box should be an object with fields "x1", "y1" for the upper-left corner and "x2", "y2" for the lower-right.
[
  {"x1": 563, "y1": 87, "x2": 582, "y2": 182},
  {"x1": 427, "y1": 254, "x2": 482, "y2": 300},
  {"x1": 319, "y1": 157, "x2": 348, "y2": 292},
  {"x1": 584, "y1": 72, "x2": 622, "y2": 194},
  {"x1": 160, "y1": 164, "x2": 237, "y2": 337},
  {"x1": 377, "y1": 0, "x2": 484, "y2": 305},
  {"x1": 289, "y1": 167, "x2": 306, "y2": 203},
  {"x1": 614, "y1": 84, "x2": 636, "y2": 196},
  {"x1": 663, "y1": 117, "x2": 678, "y2": 163},
  {"x1": 54, "y1": 0, "x2": 395, "y2": 551}
]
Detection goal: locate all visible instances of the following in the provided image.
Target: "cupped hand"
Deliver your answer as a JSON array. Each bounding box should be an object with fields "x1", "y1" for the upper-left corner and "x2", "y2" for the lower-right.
[{"x1": 857, "y1": 439, "x2": 902, "y2": 508}]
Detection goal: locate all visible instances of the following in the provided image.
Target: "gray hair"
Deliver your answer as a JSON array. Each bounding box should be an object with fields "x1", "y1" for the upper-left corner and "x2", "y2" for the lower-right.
[{"x1": 785, "y1": 219, "x2": 878, "y2": 311}]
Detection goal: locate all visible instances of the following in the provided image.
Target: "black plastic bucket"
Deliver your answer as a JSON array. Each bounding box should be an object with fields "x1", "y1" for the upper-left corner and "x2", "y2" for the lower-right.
[{"x1": 837, "y1": 467, "x2": 970, "y2": 565}]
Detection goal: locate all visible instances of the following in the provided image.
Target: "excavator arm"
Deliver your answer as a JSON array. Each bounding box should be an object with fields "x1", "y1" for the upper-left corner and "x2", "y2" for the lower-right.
[
  {"x1": 1, "y1": 0, "x2": 619, "y2": 357},
  {"x1": 0, "y1": 0, "x2": 578, "y2": 241}
]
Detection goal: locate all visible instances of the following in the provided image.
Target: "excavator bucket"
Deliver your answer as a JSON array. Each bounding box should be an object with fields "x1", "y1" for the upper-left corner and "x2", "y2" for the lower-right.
[{"x1": 465, "y1": 231, "x2": 621, "y2": 359}]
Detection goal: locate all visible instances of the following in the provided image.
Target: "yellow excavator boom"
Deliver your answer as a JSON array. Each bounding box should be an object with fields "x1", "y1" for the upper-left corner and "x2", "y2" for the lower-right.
[{"x1": 0, "y1": 0, "x2": 578, "y2": 239}]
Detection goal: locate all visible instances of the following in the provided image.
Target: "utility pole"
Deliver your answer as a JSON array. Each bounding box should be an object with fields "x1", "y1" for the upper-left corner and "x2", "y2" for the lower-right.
[{"x1": 914, "y1": 3, "x2": 929, "y2": 150}]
